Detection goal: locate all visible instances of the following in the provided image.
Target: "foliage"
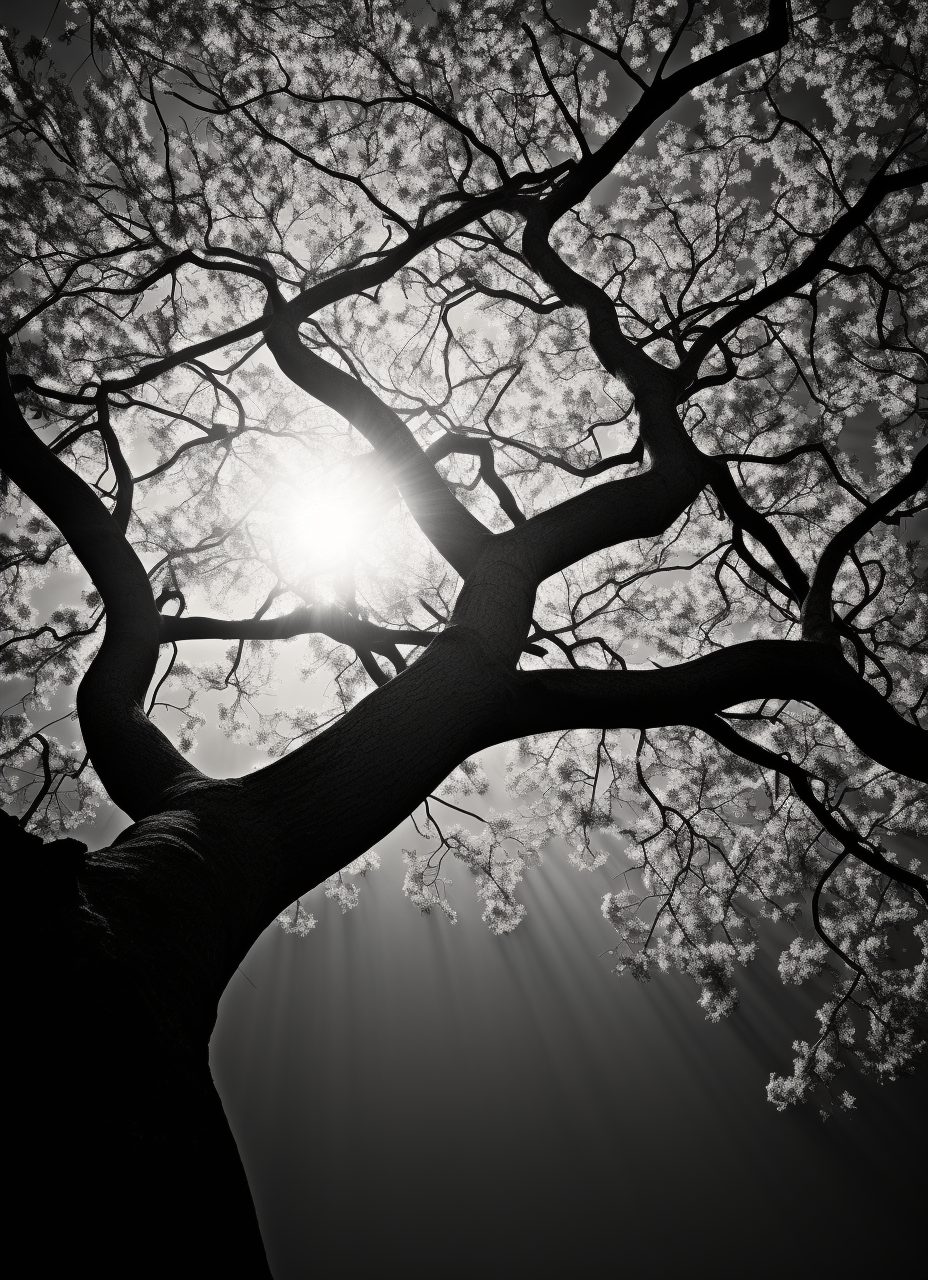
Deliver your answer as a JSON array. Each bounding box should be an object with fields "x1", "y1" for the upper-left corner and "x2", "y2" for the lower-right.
[{"x1": 1, "y1": 0, "x2": 926, "y2": 1117}]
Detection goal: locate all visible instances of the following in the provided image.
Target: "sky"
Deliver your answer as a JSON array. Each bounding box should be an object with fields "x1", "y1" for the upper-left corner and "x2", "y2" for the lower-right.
[
  {"x1": 214, "y1": 797, "x2": 927, "y2": 1278},
  {"x1": 4, "y1": 3, "x2": 927, "y2": 1275}
]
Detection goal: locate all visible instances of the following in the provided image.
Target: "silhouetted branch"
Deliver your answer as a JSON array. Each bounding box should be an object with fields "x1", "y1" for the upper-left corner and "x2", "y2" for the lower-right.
[
  {"x1": 160, "y1": 603, "x2": 436, "y2": 654},
  {"x1": 425, "y1": 433, "x2": 525, "y2": 525},
  {"x1": 501, "y1": 640, "x2": 927, "y2": 784},
  {"x1": 802, "y1": 445, "x2": 928, "y2": 645}
]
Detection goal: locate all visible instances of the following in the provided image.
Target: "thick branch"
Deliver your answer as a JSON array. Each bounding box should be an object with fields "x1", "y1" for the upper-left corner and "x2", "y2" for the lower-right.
[
  {"x1": 450, "y1": 462, "x2": 705, "y2": 662},
  {"x1": 160, "y1": 605, "x2": 435, "y2": 655},
  {"x1": 499, "y1": 639, "x2": 927, "y2": 783},
  {"x1": 520, "y1": 213, "x2": 660, "y2": 396},
  {"x1": 710, "y1": 462, "x2": 809, "y2": 604},
  {"x1": 265, "y1": 320, "x2": 490, "y2": 577},
  {"x1": 1, "y1": 351, "x2": 199, "y2": 817},
  {"x1": 425, "y1": 433, "x2": 525, "y2": 526}
]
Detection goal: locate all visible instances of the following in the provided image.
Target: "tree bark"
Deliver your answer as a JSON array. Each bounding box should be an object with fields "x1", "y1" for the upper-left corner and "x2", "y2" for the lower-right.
[{"x1": 16, "y1": 800, "x2": 273, "y2": 1279}]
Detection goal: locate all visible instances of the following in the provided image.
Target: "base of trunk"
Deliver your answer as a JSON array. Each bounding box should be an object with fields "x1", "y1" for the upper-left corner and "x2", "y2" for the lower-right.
[{"x1": 15, "y1": 879, "x2": 272, "y2": 1278}]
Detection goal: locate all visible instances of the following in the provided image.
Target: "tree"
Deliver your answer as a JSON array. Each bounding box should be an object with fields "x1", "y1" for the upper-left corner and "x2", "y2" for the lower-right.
[{"x1": 2, "y1": 0, "x2": 926, "y2": 1273}]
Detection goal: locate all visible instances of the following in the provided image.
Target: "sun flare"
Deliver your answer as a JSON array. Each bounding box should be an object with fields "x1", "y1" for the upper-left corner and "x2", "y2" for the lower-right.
[{"x1": 283, "y1": 488, "x2": 373, "y2": 577}]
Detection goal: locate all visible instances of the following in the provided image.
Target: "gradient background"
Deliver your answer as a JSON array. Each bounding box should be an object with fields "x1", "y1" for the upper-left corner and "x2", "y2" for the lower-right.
[{"x1": 211, "y1": 808, "x2": 927, "y2": 1279}]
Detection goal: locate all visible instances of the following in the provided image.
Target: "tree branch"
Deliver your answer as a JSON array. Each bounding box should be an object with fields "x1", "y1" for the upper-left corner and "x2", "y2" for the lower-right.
[
  {"x1": 538, "y1": 0, "x2": 792, "y2": 225},
  {"x1": 802, "y1": 444, "x2": 928, "y2": 645},
  {"x1": 447, "y1": 460, "x2": 705, "y2": 664},
  {"x1": 265, "y1": 319, "x2": 491, "y2": 577},
  {"x1": 1, "y1": 347, "x2": 200, "y2": 817},
  {"x1": 18, "y1": 169, "x2": 571, "y2": 403},
  {"x1": 520, "y1": 212, "x2": 660, "y2": 396},
  {"x1": 160, "y1": 604, "x2": 436, "y2": 655},
  {"x1": 20, "y1": 733, "x2": 52, "y2": 828},
  {"x1": 486, "y1": 427, "x2": 644, "y2": 478},
  {"x1": 709, "y1": 462, "x2": 809, "y2": 604},
  {"x1": 521, "y1": 22, "x2": 590, "y2": 159},
  {"x1": 95, "y1": 391, "x2": 134, "y2": 534},
  {"x1": 679, "y1": 162, "x2": 928, "y2": 383},
  {"x1": 695, "y1": 714, "x2": 928, "y2": 904},
  {"x1": 499, "y1": 639, "x2": 927, "y2": 783},
  {"x1": 424, "y1": 433, "x2": 525, "y2": 526}
]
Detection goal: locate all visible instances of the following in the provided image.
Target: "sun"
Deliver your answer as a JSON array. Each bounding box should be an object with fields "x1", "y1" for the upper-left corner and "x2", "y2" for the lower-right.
[
  {"x1": 271, "y1": 454, "x2": 397, "y2": 586},
  {"x1": 276, "y1": 478, "x2": 385, "y2": 583},
  {"x1": 288, "y1": 492, "x2": 366, "y2": 569}
]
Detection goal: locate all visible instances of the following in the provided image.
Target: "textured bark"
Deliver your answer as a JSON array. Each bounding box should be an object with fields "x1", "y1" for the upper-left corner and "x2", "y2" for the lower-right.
[{"x1": 20, "y1": 611, "x2": 925, "y2": 1280}]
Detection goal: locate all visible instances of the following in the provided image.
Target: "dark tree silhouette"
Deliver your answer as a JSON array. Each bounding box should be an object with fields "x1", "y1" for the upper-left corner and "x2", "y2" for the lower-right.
[{"x1": 2, "y1": 2, "x2": 925, "y2": 1274}]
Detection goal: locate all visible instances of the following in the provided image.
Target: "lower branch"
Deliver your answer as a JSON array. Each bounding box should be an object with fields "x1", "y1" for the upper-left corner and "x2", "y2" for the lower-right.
[
  {"x1": 1, "y1": 350, "x2": 199, "y2": 817},
  {"x1": 160, "y1": 603, "x2": 435, "y2": 655},
  {"x1": 500, "y1": 639, "x2": 927, "y2": 784}
]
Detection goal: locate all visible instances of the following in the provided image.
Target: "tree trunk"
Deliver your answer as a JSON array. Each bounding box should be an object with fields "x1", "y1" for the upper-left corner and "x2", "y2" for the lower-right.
[
  {"x1": 17, "y1": 800, "x2": 275, "y2": 1279},
  {"x1": 13, "y1": 617, "x2": 514, "y2": 1274}
]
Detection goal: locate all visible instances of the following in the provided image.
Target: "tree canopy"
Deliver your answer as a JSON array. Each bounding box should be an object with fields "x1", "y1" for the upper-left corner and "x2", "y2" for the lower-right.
[{"x1": 2, "y1": 0, "x2": 926, "y2": 1177}]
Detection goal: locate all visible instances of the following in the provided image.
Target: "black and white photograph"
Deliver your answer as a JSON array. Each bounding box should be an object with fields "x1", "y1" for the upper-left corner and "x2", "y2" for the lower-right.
[{"x1": 3, "y1": 2, "x2": 926, "y2": 1275}]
